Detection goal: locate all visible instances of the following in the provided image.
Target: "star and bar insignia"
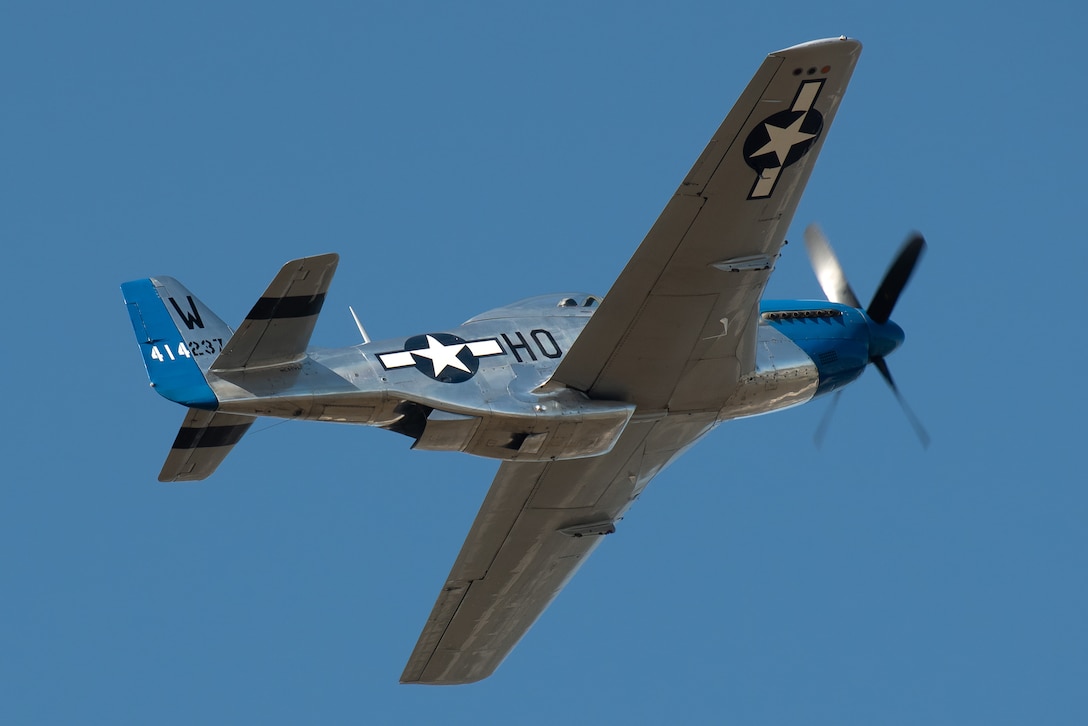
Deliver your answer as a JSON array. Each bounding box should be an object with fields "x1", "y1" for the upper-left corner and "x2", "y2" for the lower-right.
[
  {"x1": 377, "y1": 333, "x2": 505, "y2": 383},
  {"x1": 743, "y1": 78, "x2": 825, "y2": 200}
]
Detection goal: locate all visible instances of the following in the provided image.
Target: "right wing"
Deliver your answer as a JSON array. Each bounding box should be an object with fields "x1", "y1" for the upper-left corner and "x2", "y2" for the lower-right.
[{"x1": 399, "y1": 412, "x2": 719, "y2": 685}]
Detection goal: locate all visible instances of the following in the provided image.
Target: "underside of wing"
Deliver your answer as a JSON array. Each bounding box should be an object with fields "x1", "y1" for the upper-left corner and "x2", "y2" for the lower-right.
[
  {"x1": 399, "y1": 460, "x2": 603, "y2": 685},
  {"x1": 550, "y1": 38, "x2": 862, "y2": 410},
  {"x1": 400, "y1": 412, "x2": 720, "y2": 684}
]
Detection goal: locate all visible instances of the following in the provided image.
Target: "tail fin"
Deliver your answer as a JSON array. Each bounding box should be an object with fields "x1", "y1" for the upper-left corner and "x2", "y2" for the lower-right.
[
  {"x1": 123, "y1": 255, "x2": 338, "y2": 481},
  {"x1": 121, "y1": 276, "x2": 233, "y2": 409}
]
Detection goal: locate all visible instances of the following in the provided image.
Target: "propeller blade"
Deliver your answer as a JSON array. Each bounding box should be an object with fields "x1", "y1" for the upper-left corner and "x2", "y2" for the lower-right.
[
  {"x1": 813, "y1": 389, "x2": 843, "y2": 448},
  {"x1": 803, "y1": 224, "x2": 862, "y2": 308},
  {"x1": 872, "y1": 357, "x2": 931, "y2": 448},
  {"x1": 867, "y1": 233, "x2": 926, "y2": 324}
]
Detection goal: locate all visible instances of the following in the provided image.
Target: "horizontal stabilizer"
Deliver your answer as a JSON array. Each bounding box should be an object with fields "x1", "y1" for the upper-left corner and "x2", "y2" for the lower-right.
[
  {"x1": 211, "y1": 254, "x2": 339, "y2": 373},
  {"x1": 159, "y1": 408, "x2": 256, "y2": 482}
]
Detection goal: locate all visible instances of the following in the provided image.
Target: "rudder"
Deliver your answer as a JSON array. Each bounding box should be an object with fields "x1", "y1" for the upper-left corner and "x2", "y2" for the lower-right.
[{"x1": 121, "y1": 277, "x2": 233, "y2": 409}]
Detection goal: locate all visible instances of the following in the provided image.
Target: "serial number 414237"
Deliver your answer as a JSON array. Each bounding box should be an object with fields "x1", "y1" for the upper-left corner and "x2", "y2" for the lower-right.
[{"x1": 150, "y1": 338, "x2": 224, "y2": 362}]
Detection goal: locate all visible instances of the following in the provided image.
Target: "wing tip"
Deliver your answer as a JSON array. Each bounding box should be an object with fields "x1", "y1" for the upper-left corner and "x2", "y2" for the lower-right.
[
  {"x1": 773, "y1": 36, "x2": 862, "y2": 56},
  {"x1": 399, "y1": 667, "x2": 491, "y2": 686},
  {"x1": 398, "y1": 677, "x2": 485, "y2": 686}
]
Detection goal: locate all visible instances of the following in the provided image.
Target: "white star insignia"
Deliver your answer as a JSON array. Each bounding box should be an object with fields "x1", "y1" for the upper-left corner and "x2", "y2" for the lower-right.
[
  {"x1": 411, "y1": 335, "x2": 471, "y2": 377},
  {"x1": 750, "y1": 114, "x2": 816, "y2": 167}
]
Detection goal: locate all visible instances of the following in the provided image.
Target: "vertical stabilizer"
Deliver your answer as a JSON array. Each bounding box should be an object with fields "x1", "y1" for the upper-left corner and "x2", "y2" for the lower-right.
[{"x1": 121, "y1": 277, "x2": 233, "y2": 409}]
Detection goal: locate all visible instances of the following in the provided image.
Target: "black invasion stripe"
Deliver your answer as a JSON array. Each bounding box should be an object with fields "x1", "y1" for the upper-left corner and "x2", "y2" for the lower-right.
[
  {"x1": 246, "y1": 293, "x2": 326, "y2": 320},
  {"x1": 172, "y1": 423, "x2": 253, "y2": 450}
]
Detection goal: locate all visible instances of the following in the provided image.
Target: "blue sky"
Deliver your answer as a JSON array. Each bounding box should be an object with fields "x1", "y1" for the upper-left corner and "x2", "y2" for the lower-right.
[{"x1": 3, "y1": 2, "x2": 1086, "y2": 723}]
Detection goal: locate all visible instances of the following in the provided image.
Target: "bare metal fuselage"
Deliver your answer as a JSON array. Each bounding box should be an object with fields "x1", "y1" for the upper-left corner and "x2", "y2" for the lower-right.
[{"x1": 209, "y1": 294, "x2": 827, "y2": 465}]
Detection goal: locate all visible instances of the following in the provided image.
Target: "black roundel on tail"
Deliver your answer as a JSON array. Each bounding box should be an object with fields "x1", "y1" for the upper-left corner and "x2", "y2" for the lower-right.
[{"x1": 405, "y1": 333, "x2": 480, "y2": 383}]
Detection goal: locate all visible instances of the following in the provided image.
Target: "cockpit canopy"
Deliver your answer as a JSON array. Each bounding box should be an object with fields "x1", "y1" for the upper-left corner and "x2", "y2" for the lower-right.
[
  {"x1": 465, "y1": 293, "x2": 603, "y2": 323},
  {"x1": 556, "y1": 295, "x2": 601, "y2": 309}
]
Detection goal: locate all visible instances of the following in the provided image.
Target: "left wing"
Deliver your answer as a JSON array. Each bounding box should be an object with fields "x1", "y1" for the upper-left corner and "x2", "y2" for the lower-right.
[{"x1": 400, "y1": 412, "x2": 718, "y2": 684}]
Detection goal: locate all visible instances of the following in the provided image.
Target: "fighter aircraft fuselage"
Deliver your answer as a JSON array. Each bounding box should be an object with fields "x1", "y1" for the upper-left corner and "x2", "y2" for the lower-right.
[{"x1": 169, "y1": 294, "x2": 888, "y2": 465}]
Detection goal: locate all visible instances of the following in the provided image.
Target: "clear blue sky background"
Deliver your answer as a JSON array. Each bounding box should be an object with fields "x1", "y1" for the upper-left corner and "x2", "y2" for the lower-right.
[{"x1": 3, "y1": 2, "x2": 1085, "y2": 724}]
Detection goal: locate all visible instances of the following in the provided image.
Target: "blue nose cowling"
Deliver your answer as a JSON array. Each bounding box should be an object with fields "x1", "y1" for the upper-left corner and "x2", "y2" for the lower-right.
[{"x1": 868, "y1": 318, "x2": 905, "y2": 360}]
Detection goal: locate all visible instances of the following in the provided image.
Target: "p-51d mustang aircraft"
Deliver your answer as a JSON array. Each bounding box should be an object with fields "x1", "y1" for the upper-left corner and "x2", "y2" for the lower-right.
[{"x1": 122, "y1": 37, "x2": 925, "y2": 684}]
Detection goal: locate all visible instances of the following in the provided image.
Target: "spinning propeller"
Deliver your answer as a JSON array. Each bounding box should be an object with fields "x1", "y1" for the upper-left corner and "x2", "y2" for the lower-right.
[{"x1": 803, "y1": 224, "x2": 929, "y2": 448}]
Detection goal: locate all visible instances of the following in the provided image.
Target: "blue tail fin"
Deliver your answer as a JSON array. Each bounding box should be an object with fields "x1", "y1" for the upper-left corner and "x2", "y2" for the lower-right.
[{"x1": 121, "y1": 277, "x2": 234, "y2": 409}]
